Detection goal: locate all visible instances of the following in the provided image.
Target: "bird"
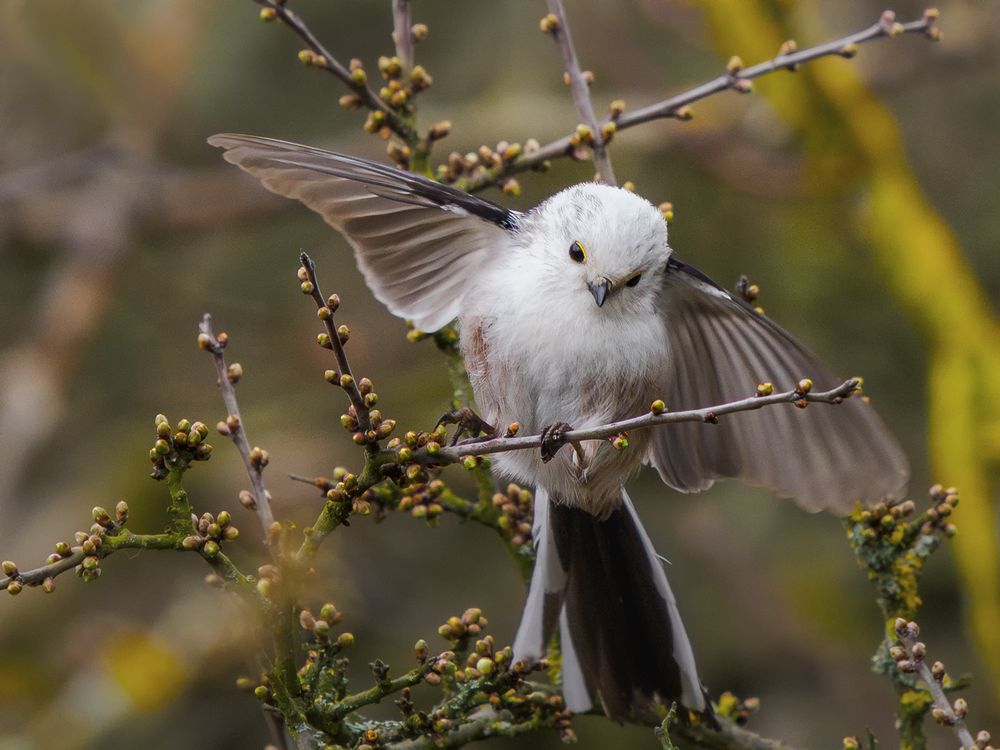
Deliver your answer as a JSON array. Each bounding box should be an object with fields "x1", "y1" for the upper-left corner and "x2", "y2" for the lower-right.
[{"x1": 208, "y1": 133, "x2": 909, "y2": 722}]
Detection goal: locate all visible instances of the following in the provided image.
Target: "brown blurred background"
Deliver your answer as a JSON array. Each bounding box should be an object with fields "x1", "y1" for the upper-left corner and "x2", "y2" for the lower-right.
[{"x1": 1, "y1": 1, "x2": 998, "y2": 748}]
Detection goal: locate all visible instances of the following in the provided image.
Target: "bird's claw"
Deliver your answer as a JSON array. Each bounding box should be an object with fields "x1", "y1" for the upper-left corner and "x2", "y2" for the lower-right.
[
  {"x1": 436, "y1": 407, "x2": 497, "y2": 446},
  {"x1": 540, "y1": 422, "x2": 573, "y2": 463}
]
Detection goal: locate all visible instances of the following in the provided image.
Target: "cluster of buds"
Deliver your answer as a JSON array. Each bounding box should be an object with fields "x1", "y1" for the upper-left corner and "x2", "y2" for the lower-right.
[
  {"x1": 70, "y1": 502, "x2": 127, "y2": 585},
  {"x1": 149, "y1": 414, "x2": 213, "y2": 480},
  {"x1": 853, "y1": 496, "x2": 920, "y2": 546},
  {"x1": 396, "y1": 478, "x2": 447, "y2": 524},
  {"x1": 299, "y1": 602, "x2": 353, "y2": 645},
  {"x1": 923, "y1": 484, "x2": 959, "y2": 537},
  {"x1": 491, "y1": 483, "x2": 534, "y2": 551},
  {"x1": 436, "y1": 607, "x2": 489, "y2": 648},
  {"x1": 386, "y1": 426, "x2": 449, "y2": 484},
  {"x1": 715, "y1": 691, "x2": 761, "y2": 726},
  {"x1": 340, "y1": 400, "x2": 395, "y2": 450},
  {"x1": 182, "y1": 509, "x2": 239, "y2": 559},
  {"x1": 435, "y1": 140, "x2": 538, "y2": 195}
]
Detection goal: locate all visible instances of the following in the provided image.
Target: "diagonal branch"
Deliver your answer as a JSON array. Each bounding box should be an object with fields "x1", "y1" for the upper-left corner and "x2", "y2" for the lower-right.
[
  {"x1": 454, "y1": 9, "x2": 939, "y2": 192},
  {"x1": 298, "y1": 252, "x2": 374, "y2": 441},
  {"x1": 198, "y1": 315, "x2": 277, "y2": 542},
  {"x1": 253, "y1": 0, "x2": 413, "y2": 142},
  {"x1": 542, "y1": 0, "x2": 616, "y2": 185},
  {"x1": 429, "y1": 379, "x2": 859, "y2": 463}
]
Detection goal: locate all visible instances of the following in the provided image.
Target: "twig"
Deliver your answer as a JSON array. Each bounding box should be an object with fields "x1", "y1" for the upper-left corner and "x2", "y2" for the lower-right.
[
  {"x1": 198, "y1": 315, "x2": 277, "y2": 540},
  {"x1": 429, "y1": 379, "x2": 859, "y2": 463},
  {"x1": 454, "y1": 9, "x2": 939, "y2": 192},
  {"x1": 253, "y1": 0, "x2": 412, "y2": 142},
  {"x1": 298, "y1": 252, "x2": 374, "y2": 440},
  {"x1": 392, "y1": 0, "x2": 414, "y2": 73},
  {"x1": 0, "y1": 530, "x2": 251, "y2": 593},
  {"x1": 542, "y1": 0, "x2": 616, "y2": 185},
  {"x1": 893, "y1": 618, "x2": 977, "y2": 750}
]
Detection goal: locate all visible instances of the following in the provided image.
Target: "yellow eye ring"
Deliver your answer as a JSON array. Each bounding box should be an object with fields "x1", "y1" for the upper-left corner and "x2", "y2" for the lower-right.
[{"x1": 569, "y1": 241, "x2": 586, "y2": 263}]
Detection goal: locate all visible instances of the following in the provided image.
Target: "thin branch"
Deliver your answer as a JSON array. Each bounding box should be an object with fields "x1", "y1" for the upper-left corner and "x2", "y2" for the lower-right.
[
  {"x1": 0, "y1": 531, "x2": 251, "y2": 593},
  {"x1": 198, "y1": 315, "x2": 277, "y2": 540},
  {"x1": 429, "y1": 379, "x2": 859, "y2": 463},
  {"x1": 893, "y1": 618, "x2": 977, "y2": 750},
  {"x1": 298, "y1": 252, "x2": 374, "y2": 441},
  {"x1": 392, "y1": 0, "x2": 414, "y2": 73},
  {"x1": 454, "y1": 9, "x2": 939, "y2": 192},
  {"x1": 254, "y1": 0, "x2": 412, "y2": 142},
  {"x1": 542, "y1": 0, "x2": 616, "y2": 185}
]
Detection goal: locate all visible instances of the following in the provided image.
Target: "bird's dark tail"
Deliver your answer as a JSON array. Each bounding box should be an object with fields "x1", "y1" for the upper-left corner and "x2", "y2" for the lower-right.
[{"x1": 512, "y1": 488, "x2": 705, "y2": 721}]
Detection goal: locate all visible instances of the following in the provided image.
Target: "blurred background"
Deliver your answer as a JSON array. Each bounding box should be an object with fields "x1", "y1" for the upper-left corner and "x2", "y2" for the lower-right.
[{"x1": 1, "y1": 0, "x2": 998, "y2": 748}]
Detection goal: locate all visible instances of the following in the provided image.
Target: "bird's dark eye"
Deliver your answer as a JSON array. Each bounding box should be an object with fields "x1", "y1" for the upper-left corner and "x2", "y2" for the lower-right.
[
  {"x1": 569, "y1": 241, "x2": 586, "y2": 263},
  {"x1": 625, "y1": 273, "x2": 642, "y2": 287}
]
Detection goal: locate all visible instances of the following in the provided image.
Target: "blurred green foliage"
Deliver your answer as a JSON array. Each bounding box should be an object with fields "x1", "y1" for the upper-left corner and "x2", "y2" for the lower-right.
[{"x1": 0, "y1": 1, "x2": 998, "y2": 749}]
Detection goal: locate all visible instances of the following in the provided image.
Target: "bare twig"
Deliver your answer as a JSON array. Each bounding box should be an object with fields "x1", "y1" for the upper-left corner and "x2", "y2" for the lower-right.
[
  {"x1": 298, "y1": 252, "x2": 374, "y2": 440},
  {"x1": 392, "y1": 0, "x2": 414, "y2": 73},
  {"x1": 198, "y1": 315, "x2": 277, "y2": 539},
  {"x1": 454, "y1": 9, "x2": 939, "y2": 192},
  {"x1": 430, "y1": 379, "x2": 859, "y2": 463},
  {"x1": 893, "y1": 618, "x2": 978, "y2": 750},
  {"x1": 254, "y1": 0, "x2": 412, "y2": 142},
  {"x1": 542, "y1": 0, "x2": 616, "y2": 185}
]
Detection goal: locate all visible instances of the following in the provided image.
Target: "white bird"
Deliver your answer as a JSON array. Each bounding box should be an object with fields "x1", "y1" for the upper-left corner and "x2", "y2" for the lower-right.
[{"x1": 209, "y1": 134, "x2": 909, "y2": 721}]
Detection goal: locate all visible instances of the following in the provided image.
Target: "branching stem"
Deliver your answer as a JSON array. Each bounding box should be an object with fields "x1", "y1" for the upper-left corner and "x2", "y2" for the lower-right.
[
  {"x1": 543, "y1": 0, "x2": 616, "y2": 185},
  {"x1": 456, "y1": 10, "x2": 939, "y2": 192}
]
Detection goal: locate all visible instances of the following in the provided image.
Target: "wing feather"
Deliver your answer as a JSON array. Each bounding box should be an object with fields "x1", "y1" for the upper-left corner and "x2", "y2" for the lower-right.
[
  {"x1": 649, "y1": 258, "x2": 909, "y2": 512},
  {"x1": 208, "y1": 133, "x2": 520, "y2": 331}
]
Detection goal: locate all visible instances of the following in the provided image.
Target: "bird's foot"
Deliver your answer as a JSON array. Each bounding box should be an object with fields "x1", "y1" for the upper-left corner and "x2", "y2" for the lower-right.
[
  {"x1": 539, "y1": 421, "x2": 574, "y2": 463},
  {"x1": 435, "y1": 407, "x2": 497, "y2": 446}
]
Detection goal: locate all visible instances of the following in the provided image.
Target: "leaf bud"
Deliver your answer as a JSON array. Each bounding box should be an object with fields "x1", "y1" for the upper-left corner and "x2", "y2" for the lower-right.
[{"x1": 539, "y1": 13, "x2": 559, "y2": 33}]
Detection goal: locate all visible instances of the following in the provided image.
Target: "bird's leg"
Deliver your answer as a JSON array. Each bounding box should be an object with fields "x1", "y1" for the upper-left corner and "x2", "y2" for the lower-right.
[
  {"x1": 435, "y1": 407, "x2": 497, "y2": 446},
  {"x1": 539, "y1": 421, "x2": 574, "y2": 463}
]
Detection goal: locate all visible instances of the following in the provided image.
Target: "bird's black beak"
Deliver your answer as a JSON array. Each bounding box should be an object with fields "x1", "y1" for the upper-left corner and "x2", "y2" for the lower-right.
[{"x1": 588, "y1": 278, "x2": 611, "y2": 307}]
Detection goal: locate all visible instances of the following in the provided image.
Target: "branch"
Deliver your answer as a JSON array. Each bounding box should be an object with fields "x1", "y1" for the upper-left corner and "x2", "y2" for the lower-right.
[
  {"x1": 254, "y1": 0, "x2": 412, "y2": 142},
  {"x1": 892, "y1": 618, "x2": 978, "y2": 750},
  {"x1": 430, "y1": 379, "x2": 859, "y2": 463},
  {"x1": 454, "y1": 9, "x2": 940, "y2": 192},
  {"x1": 198, "y1": 315, "x2": 277, "y2": 542},
  {"x1": 298, "y1": 252, "x2": 374, "y2": 441},
  {"x1": 1, "y1": 528, "x2": 250, "y2": 594},
  {"x1": 392, "y1": 0, "x2": 414, "y2": 73},
  {"x1": 541, "y1": 1, "x2": 616, "y2": 185}
]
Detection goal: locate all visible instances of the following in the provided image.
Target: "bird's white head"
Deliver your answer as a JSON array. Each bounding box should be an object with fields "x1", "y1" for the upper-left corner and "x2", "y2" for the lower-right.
[{"x1": 523, "y1": 183, "x2": 671, "y2": 316}]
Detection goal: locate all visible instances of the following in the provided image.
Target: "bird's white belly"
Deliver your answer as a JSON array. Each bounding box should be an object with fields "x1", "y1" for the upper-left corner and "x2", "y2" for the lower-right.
[{"x1": 460, "y1": 301, "x2": 667, "y2": 514}]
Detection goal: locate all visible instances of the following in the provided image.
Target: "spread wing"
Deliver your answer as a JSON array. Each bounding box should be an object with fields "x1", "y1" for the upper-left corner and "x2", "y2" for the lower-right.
[
  {"x1": 648, "y1": 258, "x2": 909, "y2": 512},
  {"x1": 208, "y1": 134, "x2": 520, "y2": 332}
]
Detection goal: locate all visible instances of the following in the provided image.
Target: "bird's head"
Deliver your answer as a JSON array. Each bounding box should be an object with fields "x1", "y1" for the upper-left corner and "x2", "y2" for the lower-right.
[{"x1": 527, "y1": 183, "x2": 671, "y2": 315}]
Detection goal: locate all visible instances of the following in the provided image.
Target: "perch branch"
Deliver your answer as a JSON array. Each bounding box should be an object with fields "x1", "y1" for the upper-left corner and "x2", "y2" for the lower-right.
[
  {"x1": 430, "y1": 379, "x2": 860, "y2": 463},
  {"x1": 543, "y1": 0, "x2": 616, "y2": 185},
  {"x1": 198, "y1": 315, "x2": 277, "y2": 540},
  {"x1": 454, "y1": 9, "x2": 940, "y2": 192}
]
